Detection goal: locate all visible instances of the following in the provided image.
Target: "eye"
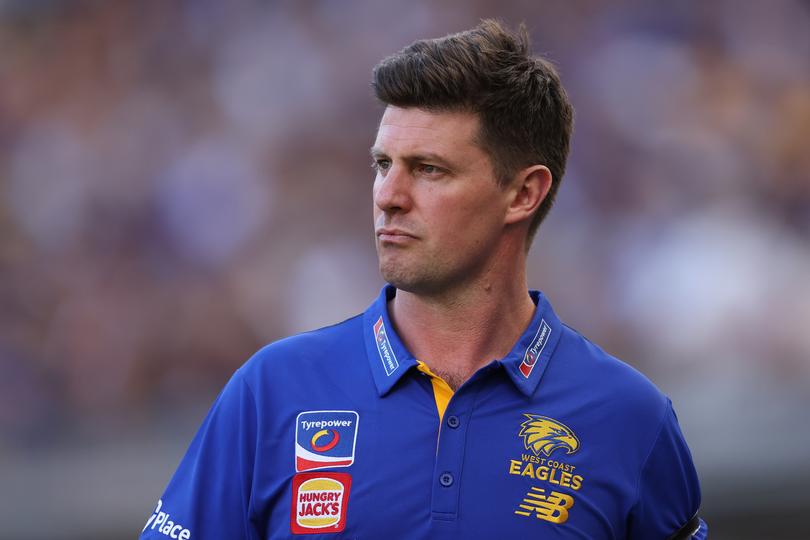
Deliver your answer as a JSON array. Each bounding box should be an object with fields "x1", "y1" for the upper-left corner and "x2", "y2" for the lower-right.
[
  {"x1": 417, "y1": 163, "x2": 444, "y2": 176},
  {"x1": 371, "y1": 159, "x2": 391, "y2": 174}
]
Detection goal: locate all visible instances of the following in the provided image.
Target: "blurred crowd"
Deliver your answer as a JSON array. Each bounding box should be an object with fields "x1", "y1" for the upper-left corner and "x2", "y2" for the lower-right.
[{"x1": 0, "y1": 0, "x2": 808, "y2": 508}]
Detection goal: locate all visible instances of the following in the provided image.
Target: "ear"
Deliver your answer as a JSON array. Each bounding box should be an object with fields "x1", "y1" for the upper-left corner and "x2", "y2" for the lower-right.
[{"x1": 504, "y1": 165, "x2": 552, "y2": 226}]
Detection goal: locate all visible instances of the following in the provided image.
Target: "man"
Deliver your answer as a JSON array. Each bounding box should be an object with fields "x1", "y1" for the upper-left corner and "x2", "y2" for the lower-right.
[{"x1": 141, "y1": 20, "x2": 706, "y2": 539}]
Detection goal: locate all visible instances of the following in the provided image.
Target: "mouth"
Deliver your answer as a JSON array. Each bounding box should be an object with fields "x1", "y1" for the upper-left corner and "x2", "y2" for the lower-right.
[{"x1": 375, "y1": 228, "x2": 417, "y2": 243}]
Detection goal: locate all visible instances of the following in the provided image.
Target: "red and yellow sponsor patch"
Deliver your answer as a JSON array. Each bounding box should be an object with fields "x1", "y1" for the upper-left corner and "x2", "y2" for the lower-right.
[{"x1": 290, "y1": 472, "x2": 351, "y2": 535}]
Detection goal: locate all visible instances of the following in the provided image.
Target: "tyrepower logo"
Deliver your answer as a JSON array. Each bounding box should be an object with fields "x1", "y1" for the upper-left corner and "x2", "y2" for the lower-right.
[
  {"x1": 142, "y1": 499, "x2": 191, "y2": 539},
  {"x1": 290, "y1": 472, "x2": 352, "y2": 534},
  {"x1": 373, "y1": 316, "x2": 399, "y2": 376},
  {"x1": 519, "y1": 320, "x2": 551, "y2": 378},
  {"x1": 295, "y1": 410, "x2": 359, "y2": 472}
]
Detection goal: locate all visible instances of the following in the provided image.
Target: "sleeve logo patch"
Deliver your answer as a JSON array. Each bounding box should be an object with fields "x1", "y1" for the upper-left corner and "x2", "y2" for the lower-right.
[
  {"x1": 295, "y1": 410, "x2": 359, "y2": 472},
  {"x1": 290, "y1": 472, "x2": 352, "y2": 534},
  {"x1": 142, "y1": 499, "x2": 191, "y2": 539}
]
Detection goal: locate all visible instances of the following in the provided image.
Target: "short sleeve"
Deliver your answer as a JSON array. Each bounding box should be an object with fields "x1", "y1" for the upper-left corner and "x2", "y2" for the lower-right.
[
  {"x1": 139, "y1": 371, "x2": 259, "y2": 540},
  {"x1": 628, "y1": 400, "x2": 708, "y2": 539}
]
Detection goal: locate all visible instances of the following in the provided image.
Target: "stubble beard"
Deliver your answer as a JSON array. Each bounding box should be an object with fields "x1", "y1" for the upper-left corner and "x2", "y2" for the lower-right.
[
  {"x1": 377, "y1": 246, "x2": 443, "y2": 295},
  {"x1": 378, "y1": 252, "x2": 427, "y2": 293},
  {"x1": 377, "y1": 243, "x2": 478, "y2": 298}
]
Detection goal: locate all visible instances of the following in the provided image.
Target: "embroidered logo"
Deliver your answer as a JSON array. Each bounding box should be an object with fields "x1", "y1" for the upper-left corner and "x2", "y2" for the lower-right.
[
  {"x1": 295, "y1": 411, "x2": 359, "y2": 472},
  {"x1": 514, "y1": 487, "x2": 574, "y2": 524},
  {"x1": 373, "y1": 316, "x2": 399, "y2": 376},
  {"x1": 519, "y1": 320, "x2": 551, "y2": 378},
  {"x1": 518, "y1": 414, "x2": 580, "y2": 457},
  {"x1": 291, "y1": 472, "x2": 351, "y2": 534}
]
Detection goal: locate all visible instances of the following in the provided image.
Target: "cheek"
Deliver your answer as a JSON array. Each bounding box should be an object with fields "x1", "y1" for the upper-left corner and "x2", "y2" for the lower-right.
[
  {"x1": 441, "y1": 193, "x2": 492, "y2": 226},
  {"x1": 428, "y1": 206, "x2": 479, "y2": 245},
  {"x1": 439, "y1": 197, "x2": 503, "y2": 245}
]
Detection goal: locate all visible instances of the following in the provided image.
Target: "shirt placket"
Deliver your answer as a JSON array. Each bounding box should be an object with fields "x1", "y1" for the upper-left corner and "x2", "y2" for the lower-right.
[{"x1": 426, "y1": 370, "x2": 490, "y2": 523}]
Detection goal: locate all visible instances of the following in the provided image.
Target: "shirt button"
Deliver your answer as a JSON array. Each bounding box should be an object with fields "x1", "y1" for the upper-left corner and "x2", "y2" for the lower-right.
[
  {"x1": 439, "y1": 472, "x2": 454, "y2": 487},
  {"x1": 446, "y1": 415, "x2": 460, "y2": 429}
]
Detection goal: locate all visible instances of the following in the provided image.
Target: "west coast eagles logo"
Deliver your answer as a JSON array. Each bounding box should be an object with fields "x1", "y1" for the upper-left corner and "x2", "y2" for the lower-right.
[{"x1": 518, "y1": 414, "x2": 580, "y2": 457}]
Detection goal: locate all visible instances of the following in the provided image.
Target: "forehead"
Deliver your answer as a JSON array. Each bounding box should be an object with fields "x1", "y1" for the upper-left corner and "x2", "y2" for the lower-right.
[{"x1": 373, "y1": 106, "x2": 482, "y2": 157}]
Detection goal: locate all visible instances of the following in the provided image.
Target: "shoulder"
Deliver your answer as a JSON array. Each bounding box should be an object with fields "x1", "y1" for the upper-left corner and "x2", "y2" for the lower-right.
[
  {"x1": 235, "y1": 313, "x2": 366, "y2": 385},
  {"x1": 544, "y1": 323, "x2": 683, "y2": 480},
  {"x1": 553, "y1": 323, "x2": 669, "y2": 432}
]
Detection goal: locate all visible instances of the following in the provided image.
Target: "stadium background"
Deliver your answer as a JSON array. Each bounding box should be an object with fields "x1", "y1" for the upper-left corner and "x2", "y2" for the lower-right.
[{"x1": 1, "y1": 0, "x2": 808, "y2": 538}]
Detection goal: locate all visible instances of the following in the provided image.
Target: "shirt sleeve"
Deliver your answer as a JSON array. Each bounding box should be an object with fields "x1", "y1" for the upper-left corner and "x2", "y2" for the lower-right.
[
  {"x1": 628, "y1": 399, "x2": 708, "y2": 539},
  {"x1": 139, "y1": 370, "x2": 259, "y2": 540}
]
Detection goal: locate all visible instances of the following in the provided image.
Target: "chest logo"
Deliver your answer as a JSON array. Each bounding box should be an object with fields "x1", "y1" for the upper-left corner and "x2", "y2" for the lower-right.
[
  {"x1": 290, "y1": 472, "x2": 352, "y2": 534},
  {"x1": 514, "y1": 487, "x2": 574, "y2": 524},
  {"x1": 295, "y1": 410, "x2": 359, "y2": 472},
  {"x1": 519, "y1": 414, "x2": 579, "y2": 457}
]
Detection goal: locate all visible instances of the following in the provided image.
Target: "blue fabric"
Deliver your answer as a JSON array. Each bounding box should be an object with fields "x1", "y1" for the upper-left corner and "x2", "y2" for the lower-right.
[{"x1": 140, "y1": 285, "x2": 705, "y2": 539}]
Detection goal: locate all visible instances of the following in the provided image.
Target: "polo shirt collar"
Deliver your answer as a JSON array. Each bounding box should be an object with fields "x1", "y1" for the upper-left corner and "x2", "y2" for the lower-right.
[
  {"x1": 363, "y1": 285, "x2": 418, "y2": 396},
  {"x1": 362, "y1": 285, "x2": 563, "y2": 397},
  {"x1": 499, "y1": 290, "x2": 563, "y2": 396}
]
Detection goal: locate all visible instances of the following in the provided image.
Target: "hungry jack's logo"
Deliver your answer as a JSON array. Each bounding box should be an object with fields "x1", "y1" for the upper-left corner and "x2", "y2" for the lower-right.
[
  {"x1": 295, "y1": 411, "x2": 359, "y2": 472},
  {"x1": 290, "y1": 472, "x2": 351, "y2": 534},
  {"x1": 519, "y1": 414, "x2": 580, "y2": 457}
]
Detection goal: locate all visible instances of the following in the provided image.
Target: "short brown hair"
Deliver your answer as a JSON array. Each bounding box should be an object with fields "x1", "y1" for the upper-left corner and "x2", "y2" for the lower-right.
[{"x1": 372, "y1": 19, "x2": 574, "y2": 242}]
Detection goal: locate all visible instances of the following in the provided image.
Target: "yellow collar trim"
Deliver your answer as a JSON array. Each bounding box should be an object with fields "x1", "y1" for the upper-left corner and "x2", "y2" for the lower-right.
[{"x1": 416, "y1": 361, "x2": 454, "y2": 423}]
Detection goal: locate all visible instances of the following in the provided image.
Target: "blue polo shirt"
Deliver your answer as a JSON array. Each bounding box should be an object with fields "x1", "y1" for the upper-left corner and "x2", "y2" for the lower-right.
[{"x1": 140, "y1": 285, "x2": 706, "y2": 539}]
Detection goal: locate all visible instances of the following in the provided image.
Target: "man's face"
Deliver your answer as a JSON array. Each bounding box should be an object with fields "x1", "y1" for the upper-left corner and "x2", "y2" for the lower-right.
[{"x1": 371, "y1": 106, "x2": 512, "y2": 295}]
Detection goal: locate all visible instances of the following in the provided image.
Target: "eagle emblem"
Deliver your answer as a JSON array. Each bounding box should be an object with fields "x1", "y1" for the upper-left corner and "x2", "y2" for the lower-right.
[{"x1": 519, "y1": 414, "x2": 580, "y2": 457}]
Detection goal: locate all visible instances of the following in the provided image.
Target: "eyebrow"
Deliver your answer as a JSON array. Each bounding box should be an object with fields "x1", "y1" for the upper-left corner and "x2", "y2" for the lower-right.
[{"x1": 369, "y1": 147, "x2": 456, "y2": 169}]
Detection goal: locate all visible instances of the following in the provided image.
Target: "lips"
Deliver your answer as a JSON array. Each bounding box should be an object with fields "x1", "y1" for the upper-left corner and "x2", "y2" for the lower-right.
[{"x1": 375, "y1": 228, "x2": 417, "y2": 242}]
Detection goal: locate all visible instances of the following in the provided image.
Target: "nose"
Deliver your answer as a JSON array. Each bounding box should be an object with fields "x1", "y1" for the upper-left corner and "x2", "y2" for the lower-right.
[{"x1": 373, "y1": 163, "x2": 412, "y2": 214}]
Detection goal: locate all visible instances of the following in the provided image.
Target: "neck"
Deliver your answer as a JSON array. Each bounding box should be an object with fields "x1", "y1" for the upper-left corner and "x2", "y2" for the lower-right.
[{"x1": 388, "y1": 257, "x2": 535, "y2": 389}]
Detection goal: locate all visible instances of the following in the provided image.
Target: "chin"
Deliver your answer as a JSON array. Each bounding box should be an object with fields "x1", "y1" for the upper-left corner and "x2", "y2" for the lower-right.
[
  {"x1": 379, "y1": 264, "x2": 451, "y2": 296},
  {"x1": 379, "y1": 262, "x2": 420, "y2": 291},
  {"x1": 379, "y1": 266, "x2": 411, "y2": 290}
]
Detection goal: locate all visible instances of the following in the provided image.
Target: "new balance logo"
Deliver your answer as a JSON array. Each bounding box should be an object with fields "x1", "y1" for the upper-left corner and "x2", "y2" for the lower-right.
[{"x1": 514, "y1": 487, "x2": 574, "y2": 524}]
